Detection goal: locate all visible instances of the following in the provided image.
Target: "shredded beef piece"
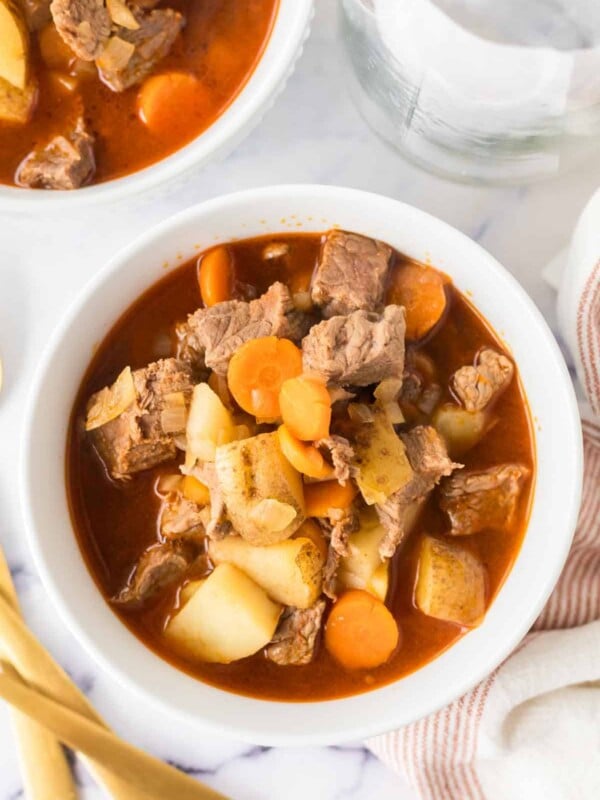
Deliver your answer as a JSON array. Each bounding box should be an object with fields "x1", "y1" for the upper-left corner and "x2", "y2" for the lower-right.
[
  {"x1": 452, "y1": 348, "x2": 514, "y2": 412},
  {"x1": 159, "y1": 493, "x2": 205, "y2": 539},
  {"x1": 320, "y1": 506, "x2": 359, "y2": 598},
  {"x1": 302, "y1": 305, "x2": 405, "y2": 387},
  {"x1": 189, "y1": 462, "x2": 231, "y2": 540},
  {"x1": 87, "y1": 358, "x2": 194, "y2": 479},
  {"x1": 317, "y1": 435, "x2": 355, "y2": 485},
  {"x1": 311, "y1": 231, "x2": 392, "y2": 318},
  {"x1": 17, "y1": 119, "x2": 95, "y2": 190},
  {"x1": 265, "y1": 600, "x2": 326, "y2": 666},
  {"x1": 97, "y1": 9, "x2": 184, "y2": 91},
  {"x1": 440, "y1": 464, "x2": 530, "y2": 536},
  {"x1": 376, "y1": 426, "x2": 460, "y2": 558},
  {"x1": 50, "y1": 0, "x2": 111, "y2": 60},
  {"x1": 177, "y1": 282, "x2": 310, "y2": 375},
  {"x1": 113, "y1": 540, "x2": 195, "y2": 606}
]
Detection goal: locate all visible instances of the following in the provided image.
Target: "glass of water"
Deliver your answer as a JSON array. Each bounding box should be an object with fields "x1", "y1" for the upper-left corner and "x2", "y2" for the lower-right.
[{"x1": 339, "y1": 0, "x2": 600, "y2": 183}]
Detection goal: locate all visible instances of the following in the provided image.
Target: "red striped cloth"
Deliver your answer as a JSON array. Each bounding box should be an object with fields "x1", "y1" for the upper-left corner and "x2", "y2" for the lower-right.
[{"x1": 368, "y1": 417, "x2": 600, "y2": 800}]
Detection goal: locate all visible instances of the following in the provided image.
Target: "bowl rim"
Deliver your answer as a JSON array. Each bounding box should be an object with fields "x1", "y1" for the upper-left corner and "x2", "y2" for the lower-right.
[
  {"x1": 20, "y1": 185, "x2": 583, "y2": 745},
  {"x1": 0, "y1": 0, "x2": 314, "y2": 213}
]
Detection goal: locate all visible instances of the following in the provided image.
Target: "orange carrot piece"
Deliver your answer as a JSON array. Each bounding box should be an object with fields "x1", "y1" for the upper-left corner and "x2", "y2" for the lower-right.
[
  {"x1": 278, "y1": 425, "x2": 335, "y2": 480},
  {"x1": 198, "y1": 246, "x2": 233, "y2": 307},
  {"x1": 279, "y1": 374, "x2": 331, "y2": 441},
  {"x1": 304, "y1": 479, "x2": 357, "y2": 518},
  {"x1": 137, "y1": 72, "x2": 212, "y2": 138},
  {"x1": 292, "y1": 519, "x2": 329, "y2": 561},
  {"x1": 325, "y1": 590, "x2": 400, "y2": 669},
  {"x1": 227, "y1": 337, "x2": 303, "y2": 419},
  {"x1": 387, "y1": 262, "x2": 449, "y2": 341},
  {"x1": 39, "y1": 23, "x2": 75, "y2": 69}
]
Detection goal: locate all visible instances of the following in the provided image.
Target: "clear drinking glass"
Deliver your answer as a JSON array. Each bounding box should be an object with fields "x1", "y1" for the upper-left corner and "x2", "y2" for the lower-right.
[{"x1": 339, "y1": 0, "x2": 600, "y2": 183}]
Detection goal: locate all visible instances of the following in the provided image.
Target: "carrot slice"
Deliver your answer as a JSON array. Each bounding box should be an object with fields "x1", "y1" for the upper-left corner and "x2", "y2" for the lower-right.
[
  {"x1": 387, "y1": 262, "x2": 449, "y2": 341},
  {"x1": 278, "y1": 425, "x2": 334, "y2": 480},
  {"x1": 279, "y1": 374, "x2": 331, "y2": 441},
  {"x1": 292, "y1": 519, "x2": 329, "y2": 561},
  {"x1": 227, "y1": 337, "x2": 303, "y2": 418},
  {"x1": 137, "y1": 72, "x2": 212, "y2": 139},
  {"x1": 304, "y1": 479, "x2": 357, "y2": 518},
  {"x1": 325, "y1": 590, "x2": 400, "y2": 669},
  {"x1": 198, "y1": 246, "x2": 233, "y2": 307}
]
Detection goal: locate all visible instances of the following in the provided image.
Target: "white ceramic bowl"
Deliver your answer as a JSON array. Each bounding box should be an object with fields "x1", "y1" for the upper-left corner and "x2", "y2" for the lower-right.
[
  {"x1": 0, "y1": 1, "x2": 313, "y2": 213},
  {"x1": 21, "y1": 185, "x2": 583, "y2": 745}
]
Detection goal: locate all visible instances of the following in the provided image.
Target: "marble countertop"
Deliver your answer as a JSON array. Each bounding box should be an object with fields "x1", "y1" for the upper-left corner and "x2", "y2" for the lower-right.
[{"x1": 0, "y1": 2, "x2": 596, "y2": 798}]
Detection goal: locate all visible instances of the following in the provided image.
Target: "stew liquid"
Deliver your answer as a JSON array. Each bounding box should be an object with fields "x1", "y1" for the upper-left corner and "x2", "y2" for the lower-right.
[{"x1": 67, "y1": 233, "x2": 535, "y2": 701}]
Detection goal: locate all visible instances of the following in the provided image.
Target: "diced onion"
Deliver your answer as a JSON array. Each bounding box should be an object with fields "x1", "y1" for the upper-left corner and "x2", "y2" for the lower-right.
[
  {"x1": 374, "y1": 377, "x2": 403, "y2": 404},
  {"x1": 262, "y1": 243, "x2": 289, "y2": 260},
  {"x1": 156, "y1": 474, "x2": 184, "y2": 495},
  {"x1": 249, "y1": 498, "x2": 297, "y2": 532},
  {"x1": 348, "y1": 403, "x2": 375, "y2": 424},
  {"x1": 382, "y1": 401, "x2": 405, "y2": 425},
  {"x1": 85, "y1": 366, "x2": 136, "y2": 431},
  {"x1": 160, "y1": 392, "x2": 188, "y2": 433},
  {"x1": 328, "y1": 386, "x2": 354, "y2": 405},
  {"x1": 106, "y1": 0, "x2": 140, "y2": 30},
  {"x1": 97, "y1": 36, "x2": 135, "y2": 72}
]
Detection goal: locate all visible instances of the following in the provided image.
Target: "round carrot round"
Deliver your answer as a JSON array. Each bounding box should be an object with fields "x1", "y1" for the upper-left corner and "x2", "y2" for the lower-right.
[
  {"x1": 387, "y1": 262, "x2": 448, "y2": 341},
  {"x1": 279, "y1": 374, "x2": 331, "y2": 441},
  {"x1": 227, "y1": 337, "x2": 303, "y2": 419},
  {"x1": 325, "y1": 590, "x2": 400, "y2": 670},
  {"x1": 304, "y1": 479, "x2": 357, "y2": 518},
  {"x1": 278, "y1": 425, "x2": 334, "y2": 480},
  {"x1": 198, "y1": 247, "x2": 233, "y2": 307},
  {"x1": 137, "y1": 72, "x2": 212, "y2": 139}
]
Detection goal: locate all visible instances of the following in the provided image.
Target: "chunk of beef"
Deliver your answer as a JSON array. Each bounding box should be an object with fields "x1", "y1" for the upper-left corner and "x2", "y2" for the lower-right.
[
  {"x1": 177, "y1": 282, "x2": 310, "y2": 376},
  {"x1": 50, "y1": 0, "x2": 111, "y2": 60},
  {"x1": 265, "y1": 600, "x2": 326, "y2": 666},
  {"x1": 452, "y1": 348, "x2": 514, "y2": 412},
  {"x1": 97, "y1": 9, "x2": 184, "y2": 91},
  {"x1": 159, "y1": 494, "x2": 205, "y2": 539},
  {"x1": 113, "y1": 540, "x2": 196, "y2": 606},
  {"x1": 17, "y1": 119, "x2": 95, "y2": 190},
  {"x1": 320, "y1": 505, "x2": 359, "y2": 599},
  {"x1": 400, "y1": 369, "x2": 441, "y2": 417},
  {"x1": 439, "y1": 464, "x2": 530, "y2": 537},
  {"x1": 88, "y1": 358, "x2": 194, "y2": 480},
  {"x1": 376, "y1": 426, "x2": 460, "y2": 558},
  {"x1": 302, "y1": 305, "x2": 405, "y2": 387},
  {"x1": 316, "y1": 435, "x2": 355, "y2": 485},
  {"x1": 23, "y1": 0, "x2": 51, "y2": 31},
  {"x1": 311, "y1": 231, "x2": 392, "y2": 318}
]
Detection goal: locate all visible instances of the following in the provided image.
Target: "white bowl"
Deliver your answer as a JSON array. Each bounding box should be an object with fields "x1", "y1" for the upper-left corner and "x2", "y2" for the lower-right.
[
  {"x1": 0, "y1": 2, "x2": 313, "y2": 213},
  {"x1": 21, "y1": 185, "x2": 583, "y2": 745}
]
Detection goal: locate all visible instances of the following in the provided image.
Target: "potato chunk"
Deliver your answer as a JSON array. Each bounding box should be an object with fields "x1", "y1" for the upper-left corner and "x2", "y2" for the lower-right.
[
  {"x1": 415, "y1": 536, "x2": 486, "y2": 627},
  {"x1": 353, "y1": 408, "x2": 414, "y2": 505},
  {"x1": 185, "y1": 383, "x2": 236, "y2": 465},
  {"x1": 0, "y1": 75, "x2": 36, "y2": 123},
  {"x1": 215, "y1": 432, "x2": 305, "y2": 545},
  {"x1": 209, "y1": 536, "x2": 324, "y2": 609},
  {"x1": 0, "y1": 0, "x2": 29, "y2": 90},
  {"x1": 165, "y1": 564, "x2": 281, "y2": 664},
  {"x1": 432, "y1": 403, "x2": 488, "y2": 458},
  {"x1": 338, "y1": 511, "x2": 389, "y2": 601}
]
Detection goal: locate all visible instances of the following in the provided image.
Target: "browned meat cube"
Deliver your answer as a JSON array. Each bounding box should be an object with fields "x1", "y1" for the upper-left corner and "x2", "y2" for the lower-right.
[
  {"x1": 376, "y1": 426, "x2": 460, "y2": 558},
  {"x1": 452, "y1": 348, "x2": 514, "y2": 412},
  {"x1": 302, "y1": 305, "x2": 406, "y2": 387},
  {"x1": 265, "y1": 600, "x2": 326, "y2": 666},
  {"x1": 159, "y1": 494, "x2": 205, "y2": 539},
  {"x1": 177, "y1": 282, "x2": 310, "y2": 376},
  {"x1": 439, "y1": 463, "x2": 530, "y2": 536},
  {"x1": 311, "y1": 231, "x2": 392, "y2": 318},
  {"x1": 17, "y1": 119, "x2": 95, "y2": 190},
  {"x1": 23, "y1": 0, "x2": 51, "y2": 31},
  {"x1": 97, "y1": 9, "x2": 184, "y2": 91},
  {"x1": 50, "y1": 0, "x2": 111, "y2": 60},
  {"x1": 87, "y1": 358, "x2": 194, "y2": 479},
  {"x1": 113, "y1": 540, "x2": 196, "y2": 606}
]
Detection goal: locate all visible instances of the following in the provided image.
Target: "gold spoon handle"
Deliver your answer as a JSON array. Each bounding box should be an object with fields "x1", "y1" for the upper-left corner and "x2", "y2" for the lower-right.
[
  {"x1": 0, "y1": 665, "x2": 228, "y2": 800},
  {"x1": 0, "y1": 551, "x2": 77, "y2": 800}
]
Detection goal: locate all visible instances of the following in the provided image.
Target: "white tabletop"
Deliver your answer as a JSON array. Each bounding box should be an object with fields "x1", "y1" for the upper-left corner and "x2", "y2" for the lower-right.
[{"x1": 0, "y1": 2, "x2": 596, "y2": 798}]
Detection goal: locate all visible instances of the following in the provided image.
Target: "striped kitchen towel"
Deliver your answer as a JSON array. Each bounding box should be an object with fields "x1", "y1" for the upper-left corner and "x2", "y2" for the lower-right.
[{"x1": 367, "y1": 413, "x2": 600, "y2": 800}]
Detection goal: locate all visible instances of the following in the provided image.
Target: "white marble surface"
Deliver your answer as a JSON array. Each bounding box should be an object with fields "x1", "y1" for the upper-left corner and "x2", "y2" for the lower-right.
[{"x1": 0, "y1": 1, "x2": 596, "y2": 798}]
